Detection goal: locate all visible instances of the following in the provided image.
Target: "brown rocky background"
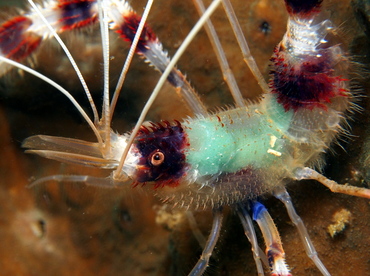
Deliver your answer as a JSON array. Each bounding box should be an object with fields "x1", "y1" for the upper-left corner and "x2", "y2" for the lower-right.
[{"x1": 0, "y1": 0, "x2": 369, "y2": 275}]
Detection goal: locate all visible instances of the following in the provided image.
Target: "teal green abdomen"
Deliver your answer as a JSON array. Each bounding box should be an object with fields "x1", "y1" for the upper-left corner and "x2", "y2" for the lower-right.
[{"x1": 183, "y1": 100, "x2": 293, "y2": 177}]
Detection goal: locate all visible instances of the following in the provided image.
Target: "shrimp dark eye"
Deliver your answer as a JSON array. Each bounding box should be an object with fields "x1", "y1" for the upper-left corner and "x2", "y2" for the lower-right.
[
  {"x1": 134, "y1": 122, "x2": 186, "y2": 183},
  {"x1": 150, "y1": 150, "x2": 165, "y2": 166}
]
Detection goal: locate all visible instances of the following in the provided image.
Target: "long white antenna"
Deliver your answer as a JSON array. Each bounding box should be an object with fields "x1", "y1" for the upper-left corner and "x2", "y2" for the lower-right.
[
  {"x1": 97, "y1": 0, "x2": 112, "y2": 155},
  {"x1": 0, "y1": 56, "x2": 103, "y2": 144},
  {"x1": 27, "y1": 0, "x2": 100, "y2": 125}
]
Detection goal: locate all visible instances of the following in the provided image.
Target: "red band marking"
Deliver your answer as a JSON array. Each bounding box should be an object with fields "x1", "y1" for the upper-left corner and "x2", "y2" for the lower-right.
[{"x1": 0, "y1": 16, "x2": 42, "y2": 61}]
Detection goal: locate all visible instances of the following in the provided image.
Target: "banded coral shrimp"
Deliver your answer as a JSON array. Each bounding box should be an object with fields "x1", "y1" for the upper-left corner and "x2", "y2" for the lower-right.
[{"x1": 0, "y1": 0, "x2": 370, "y2": 275}]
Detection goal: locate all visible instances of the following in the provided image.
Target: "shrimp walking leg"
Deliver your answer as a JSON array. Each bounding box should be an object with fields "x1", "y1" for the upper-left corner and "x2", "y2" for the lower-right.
[
  {"x1": 294, "y1": 167, "x2": 370, "y2": 199},
  {"x1": 237, "y1": 203, "x2": 268, "y2": 276},
  {"x1": 251, "y1": 201, "x2": 291, "y2": 276},
  {"x1": 186, "y1": 211, "x2": 207, "y2": 248},
  {"x1": 188, "y1": 208, "x2": 223, "y2": 276},
  {"x1": 193, "y1": 0, "x2": 245, "y2": 108},
  {"x1": 274, "y1": 186, "x2": 331, "y2": 276}
]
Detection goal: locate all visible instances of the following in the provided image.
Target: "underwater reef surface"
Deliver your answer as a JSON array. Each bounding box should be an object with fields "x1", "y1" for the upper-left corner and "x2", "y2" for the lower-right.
[{"x1": 0, "y1": 0, "x2": 369, "y2": 275}]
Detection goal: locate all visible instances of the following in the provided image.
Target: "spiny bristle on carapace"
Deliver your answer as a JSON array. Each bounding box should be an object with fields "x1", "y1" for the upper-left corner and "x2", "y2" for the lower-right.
[{"x1": 137, "y1": 120, "x2": 183, "y2": 137}]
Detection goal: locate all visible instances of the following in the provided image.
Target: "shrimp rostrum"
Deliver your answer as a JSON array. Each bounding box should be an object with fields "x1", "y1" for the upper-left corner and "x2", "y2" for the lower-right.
[{"x1": 1, "y1": 0, "x2": 369, "y2": 275}]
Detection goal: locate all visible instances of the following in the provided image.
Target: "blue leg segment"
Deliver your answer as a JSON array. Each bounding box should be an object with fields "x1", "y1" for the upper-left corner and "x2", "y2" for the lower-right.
[{"x1": 251, "y1": 200, "x2": 292, "y2": 276}]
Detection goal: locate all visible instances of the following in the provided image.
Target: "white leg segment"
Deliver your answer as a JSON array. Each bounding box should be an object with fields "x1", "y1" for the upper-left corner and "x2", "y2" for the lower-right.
[
  {"x1": 251, "y1": 201, "x2": 292, "y2": 276},
  {"x1": 274, "y1": 186, "x2": 331, "y2": 276},
  {"x1": 237, "y1": 203, "x2": 268, "y2": 275},
  {"x1": 188, "y1": 208, "x2": 223, "y2": 276}
]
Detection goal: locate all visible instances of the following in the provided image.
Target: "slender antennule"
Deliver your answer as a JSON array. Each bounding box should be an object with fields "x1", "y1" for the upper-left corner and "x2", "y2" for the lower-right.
[
  {"x1": 113, "y1": 0, "x2": 223, "y2": 181},
  {"x1": 193, "y1": 0, "x2": 245, "y2": 108}
]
